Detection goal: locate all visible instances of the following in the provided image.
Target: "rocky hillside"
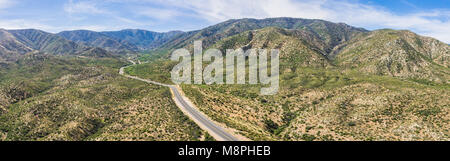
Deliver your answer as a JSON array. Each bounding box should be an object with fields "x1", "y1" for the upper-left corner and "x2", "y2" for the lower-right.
[{"x1": 333, "y1": 29, "x2": 449, "y2": 82}]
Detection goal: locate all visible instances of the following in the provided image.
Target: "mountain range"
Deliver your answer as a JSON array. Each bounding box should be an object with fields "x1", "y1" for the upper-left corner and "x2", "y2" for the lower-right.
[
  {"x1": 0, "y1": 29, "x2": 115, "y2": 61},
  {"x1": 58, "y1": 29, "x2": 183, "y2": 51},
  {"x1": 0, "y1": 17, "x2": 448, "y2": 141},
  {"x1": 2, "y1": 17, "x2": 448, "y2": 78}
]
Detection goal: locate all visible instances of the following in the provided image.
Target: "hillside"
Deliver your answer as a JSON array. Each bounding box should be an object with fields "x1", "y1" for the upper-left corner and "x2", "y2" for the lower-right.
[
  {"x1": 334, "y1": 29, "x2": 449, "y2": 83},
  {"x1": 0, "y1": 55, "x2": 206, "y2": 141},
  {"x1": 126, "y1": 18, "x2": 449, "y2": 141}
]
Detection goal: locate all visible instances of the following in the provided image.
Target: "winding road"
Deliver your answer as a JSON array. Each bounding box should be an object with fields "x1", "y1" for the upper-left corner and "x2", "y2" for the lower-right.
[{"x1": 119, "y1": 61, "x2": 240, "y2": 141}]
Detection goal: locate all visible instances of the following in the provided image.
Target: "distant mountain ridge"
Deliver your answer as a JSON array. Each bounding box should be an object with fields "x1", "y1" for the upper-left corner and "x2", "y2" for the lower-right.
[
  {"x1": 0, "y1": 29, "x2": 33, "y2": 60},
  {"x1": 8, "y1": 29, "x2": 86, "y2": 55},
  {"x1": 57, "y1": 30, "x2": 138, "y2": 51},
  {"x1": 58, "y1": 29, "x2": 184, "y2": 51},
  {"x1": 1, "y1": 28, "x2": 184, "y2": 61},
  {"x1": 0, "y1": 29, "x2": 112, "y2": 61}
]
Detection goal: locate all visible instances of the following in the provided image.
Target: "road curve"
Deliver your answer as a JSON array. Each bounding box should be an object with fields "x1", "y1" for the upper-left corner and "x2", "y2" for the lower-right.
[{"x1": 119, "y1": 62, "x2": 239, "y2": 141}]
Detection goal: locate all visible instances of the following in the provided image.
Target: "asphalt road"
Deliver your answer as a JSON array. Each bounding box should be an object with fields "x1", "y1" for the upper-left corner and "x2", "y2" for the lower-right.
[{"x1": 119, "y1": 63, "x2": 239, "y2": 141}]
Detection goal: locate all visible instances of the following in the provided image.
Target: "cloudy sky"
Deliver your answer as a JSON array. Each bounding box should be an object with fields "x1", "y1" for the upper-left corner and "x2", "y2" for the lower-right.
[{"x1": 0, "y1": 0, "x2": 449, "y2": 43}]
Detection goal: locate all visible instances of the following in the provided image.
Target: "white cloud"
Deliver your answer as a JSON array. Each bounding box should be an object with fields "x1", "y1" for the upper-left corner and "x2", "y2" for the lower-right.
[
  {"x1": 64, "y1": 0, "x2": 108, "y2": 14},
  {"x1": 0, "y1": 19, "x2": 54, "y2": 31},
  {"x1": 62, "y1": 0, "x2": 143, "y2": 28},
  {"x1": 0, "y1": 18, "x2": 128, "y2": 33},
  {"x1": 0, "y1": 0, "x2": 15, "y2": 9},
  {"x1": 135, "y1": 7, "x2": 182, "y2": 20},
  {"x1": 59, "y1": 25, "x2": 123, "y2": 32}
]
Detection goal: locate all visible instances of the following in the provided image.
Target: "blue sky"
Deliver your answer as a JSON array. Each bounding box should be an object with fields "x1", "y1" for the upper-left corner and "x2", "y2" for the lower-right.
[{"x1": 0, "y1": 0, "x2": 449, "y2": 43}]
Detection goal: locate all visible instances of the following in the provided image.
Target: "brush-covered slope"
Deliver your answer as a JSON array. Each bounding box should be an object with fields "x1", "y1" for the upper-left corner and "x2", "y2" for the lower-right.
[
  {"x1": 0, "y1": 55, "x2": 206, "y2": 141},
  {"x1": 181, "y1": 73, "x2": 449, "y2": 141},
  {"x1": 334, "y1": 29, "x2": 450, "y2": 83}
]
